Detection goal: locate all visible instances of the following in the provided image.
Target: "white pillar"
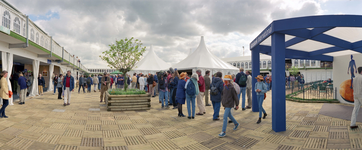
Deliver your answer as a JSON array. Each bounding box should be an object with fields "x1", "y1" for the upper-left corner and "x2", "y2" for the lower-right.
[
  {"x1": 48, "y1": 64, "x2": 54, "y2": 92},
  {"x1": 30, "y1": 60, "x2": 39, "y2": 96},
  {"x1": 7, "y1": 53, "x2": 14, "y2": 105}
]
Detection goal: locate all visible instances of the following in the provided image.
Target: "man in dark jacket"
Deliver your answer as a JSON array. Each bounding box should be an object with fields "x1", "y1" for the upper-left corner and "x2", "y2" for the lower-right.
[
  {"x1": 210, "y1": 72, "x2": 224, "y2": 120},
  {"x1": 63, "y1": 70, "x2": 75, "y2": 106},
  {"x1": 147, "y1": 75, "x2": 155, "y2": 97},
  {"x1": 235, "y1": 68, "x2": 247, "y2": 110},
  {"x1": 38, "y1": 74, "x2": 45, "y2": 96},
  {"x1": 78, "y1": 75, "x2": 85, "y2": 93},
  {"x1": 153, "y1": 74, "x2": 158, "y2": 96},
  {"x1": 100, "y1": 72, "x2": 111, "y2": 102},
  {"x1": 18, "y1": 73, "x2": 27, "y2": 105},
  {"x1": 204, "y1": 70, "x2": 211, "y2": 106}
]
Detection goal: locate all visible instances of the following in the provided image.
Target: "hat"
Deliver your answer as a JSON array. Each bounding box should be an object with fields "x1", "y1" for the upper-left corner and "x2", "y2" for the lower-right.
[
  {"x1": 191, "y1": 73, "x2": 199, "y2": 80},
  {"x1": 255, "y1": 75, "x2": 264, "y2": 81},
  {"x1": 224, "y1": 75, "x2": 232, "y2": 81},
  {"x1": 180, "y1": 72, "x2": 187, "y2": 79}
]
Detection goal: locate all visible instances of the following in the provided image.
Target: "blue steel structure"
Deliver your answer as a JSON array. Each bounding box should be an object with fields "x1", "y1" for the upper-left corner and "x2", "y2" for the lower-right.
[{"x1": 249, "y1": 15, "x2": 362, "y2": 132}]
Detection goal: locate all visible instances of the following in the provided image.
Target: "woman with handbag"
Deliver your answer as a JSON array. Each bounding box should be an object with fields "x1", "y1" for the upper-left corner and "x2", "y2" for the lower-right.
[{"x1": 0, "y1": 70, "x2": 10, "y2": 118}]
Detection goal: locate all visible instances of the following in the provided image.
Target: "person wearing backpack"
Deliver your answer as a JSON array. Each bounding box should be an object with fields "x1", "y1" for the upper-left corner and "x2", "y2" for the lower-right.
[
  {"x1": 235, "y1": 68, "x2": 248, "y2": 110},
  {"x1": 78, "y1": 75, "x2": 85, "y2": 93},
  {"x1": 159, "y1": 73, "x2": 168, "y2": 108},
  {"x1": 255, "y1": 75, "x2": 268, "y2": 124},
  {"x1": 176, "y1": 72, "x2": 187, "y2": 117},
  {"x1": 185, "y1": 73, "x2": 199, "y2": 119},
  {"x1": 210, "y1": 72, "x2": 224, "y2": 121},
  {"x1": 86, "y1": 75, "x2": 93, "y2": 93}
]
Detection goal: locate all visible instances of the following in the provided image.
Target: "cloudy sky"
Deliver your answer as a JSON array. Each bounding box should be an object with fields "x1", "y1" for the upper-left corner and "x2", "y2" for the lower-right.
[{"x1": 7, "y1": 0, "x2": 362, "y2": 68}]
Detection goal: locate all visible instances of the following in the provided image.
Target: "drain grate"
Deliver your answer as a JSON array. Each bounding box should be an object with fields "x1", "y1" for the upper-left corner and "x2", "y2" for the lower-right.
[
  {"x1": 329, "y1": 132, "x2": 349, "y2": 139},
  {"x1": 119, "y1": 124, "x2": 136, "y2": 130},
  {"x1": 114, "y1": 116, "x2": 129, "y2": 120},
  {"x1": 131, "y1": 119, "x2": 148, "y2": 124},
  {"x1": 290, "y1": 116, "x2": 304, "y2": 121},
  {"x1": 231, "y1": 136, "x2": 259, "y2": 149},
  {"x1": 313, "y1": 126, "x2": 329, "y2": 132},
  {"x1": 329, "y1": 126, "x2": 348, "y2": 132},
  {"x1": 139, "y1": 127, "x2": 161, "y2": 135},
  {"x1": 351, "y1": 138, "x2": 362, "y2": 149},
  {"x1": 124, "y1": 135, "x2": 148, "y2": 146},
  {"x1": 150, "y1": 121, "x2": 169, "y2": 127},
  {"x1": 63, "y1": 129, "x2": 83, "y2": 137},
  {"x1": 37, "y1": 134, "x2": 61, "y2": 144},
  {"x1": 305, "y1": 114, "x2": 318, "y2": 118},
  {"x1": 6, "y1": 137, "x2": 33, "y2": 150},
  {"x1": 317, "y1": 117, "x2": 332, "y2": 122},
  {"x1": 102, "y1": 120, "x2": 117, "y2": 125},
  {"x1": 289, "y1": 130, "x2": 310, "y2": 138},
  {"x1": 103, "y1": 130, "x2": 122, "y2": 138},
  {"x1": 104, "y1": 146, "x2": 129, "y2": 150},
  {"x1": 286, "y1": 124, "x2": 297, "y2": 130},
  {"x1": 276, "y1": 145, "x2": 299, "y2": 150},
  {"x1": 151, "y1": 140, "x2": 179, "y2": 150},
  {"x1": 331, "y1": 121, "x2": 346, "y2": 126},
  {"x1": 80, "y1": 137, "x2": 104, "y2": 147},
  {"x1": 88, "y1": 116, "x2": 101, "y2": 120},
  {"x1": 200, "y1": 138, "x2": 226, "y2": 149},
  {"x1": 101, "y1": 113, "x2": 114, "y2": 117},
  {"x1": 86, "y1": 124, "x2": 101, "y2": 131},
  {"x1": 54, "y1": 144, "x2": 79, "y2": 150},
  {"x1": 0, "y1": 127, "x2": 23, "y2": 136},
  {"x1": 180, "y1": 143, "x2": 209, "y2": 150},
  {"x1": 50, "y1": 123, "x2": 69, "y2": 129},
  {"x1": 300, "y1": 121, "x2": 315, "y2": 125},
  {"x1": 71, "y1": 120, "x2": 87, "y2": 125},
  {"x1": 163, "y1": 130, "x2": 186, "y2": 139},
  {"x1": 262, "y1": 134, "x2": 286, "y2": 144},
  {"x1": 303, "y1": 138, "x2": 327, "y2": 149},
  {"x1": 188, "y1": 132, "x2": 214, "y2": 142}
]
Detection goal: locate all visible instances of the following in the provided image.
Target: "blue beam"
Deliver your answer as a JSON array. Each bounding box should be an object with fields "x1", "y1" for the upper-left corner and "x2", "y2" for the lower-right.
[
  {"x1": 352, "y1": 47, "x2": 362, "y2": 53},
  {"x1": 352, "y1": 40, "x2": 362, "y2": 49},
  {"x1": 251, "y1": 47, "x2": 260, "y2": 113},
  {"x1": 310, "y1": 47, "x2": 346, "y2": 56},
  {"x1": 271, "y1": 33, "x2": 286, "y2": 132},
  {"x1": 312, "y1": 34, "x2": 351, "y2": 49},
  {"x1": 285, "y1": 37, "x2": 306, "y2": 48}
]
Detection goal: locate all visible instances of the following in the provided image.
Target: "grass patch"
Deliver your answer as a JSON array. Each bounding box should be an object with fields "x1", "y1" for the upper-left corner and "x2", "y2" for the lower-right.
[{"x1": 108, "y1": 88, "x2": 147, "y2": 95}]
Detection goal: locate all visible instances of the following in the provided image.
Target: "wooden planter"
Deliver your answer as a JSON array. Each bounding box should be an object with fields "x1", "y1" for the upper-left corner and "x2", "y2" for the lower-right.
[{"x1": 105, "y1": 92, "x2": 151, "y2": 111}]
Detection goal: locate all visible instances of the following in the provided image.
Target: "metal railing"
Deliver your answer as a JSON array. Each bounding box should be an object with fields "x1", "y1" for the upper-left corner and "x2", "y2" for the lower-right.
[{"x1": 285, "y1": 80, "x2": 335, "y2": 100}]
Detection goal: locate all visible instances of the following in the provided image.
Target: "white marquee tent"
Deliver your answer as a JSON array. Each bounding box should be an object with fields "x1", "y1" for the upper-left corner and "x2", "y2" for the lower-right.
[
  {"x1": 173, "y1": 36, "x2": 239, "y2": 76},
  {"x1": 129, "y1": 46, "x2": 171, "y2": 75}
]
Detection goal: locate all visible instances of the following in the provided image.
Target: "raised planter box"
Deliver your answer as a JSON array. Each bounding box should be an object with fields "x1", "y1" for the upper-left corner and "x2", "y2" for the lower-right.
[{"x1": 105, "y1": 92, "x2": 151, "y2": 111}]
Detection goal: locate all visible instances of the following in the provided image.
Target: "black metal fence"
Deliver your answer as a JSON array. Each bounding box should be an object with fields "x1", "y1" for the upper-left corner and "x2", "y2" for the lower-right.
[{"x1": 285, "y1": 80, "x2": 335, "y2": 100}]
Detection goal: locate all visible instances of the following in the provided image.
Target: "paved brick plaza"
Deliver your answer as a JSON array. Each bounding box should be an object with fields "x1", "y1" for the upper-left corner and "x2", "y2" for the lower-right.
[{"x1": 0, "y1": 91, "x2": 361, "y2": 150}]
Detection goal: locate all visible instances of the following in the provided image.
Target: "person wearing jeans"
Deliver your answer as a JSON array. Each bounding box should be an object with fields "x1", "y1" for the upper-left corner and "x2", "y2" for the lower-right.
[
  {"x1": 235, "y1": 68, "x2": 248, "y2": 110},
  {"x1": 57, "y1": 74, "x2": 63, "y2": 99},
  {"x1": 350, "y1": 67, "x2": 362, "y2": 129},
  {"x1": 186, "y1": 73, "x2": 199, "y2": 119},
  {"x1": 159, "y1": 74, "x2": 168, "y2": 108},
  {"x1": 219, "y1": 75, "x2": 239, "y2": 138},
  {"x1": 210, "y1": 72, "x2": 223, "y2": 120},
  {"x1": 53, "y1": 74, "x2": 58, "y2": 94},
  {"x1": 255, "y1": 75, "x2": 268, "y2": 124}
]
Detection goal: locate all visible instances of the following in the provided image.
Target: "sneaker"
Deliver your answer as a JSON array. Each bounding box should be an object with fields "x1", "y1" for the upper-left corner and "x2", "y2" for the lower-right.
[
  {"x1": 350, "y1": 125, "x2": 359, "y2": 129},
  {"x1": 67, "y1": 103, "x2": 70, "y2": 105},
  {"x1": 242, "y1": 108, "x2": 246, "y2": 111},
  {"x1": 246, "y1": 106, "x2": 251, "y2": 109},
  {"x1": 64, "y1": 103, "x2": 67, "y2": 106},
  {"x1": 218, "y1": 132, "x2": 226, "y2": 138},
  {"x1": 233, "y1": 123, "x2": 239, "y2": 130},
  {"x1": 228, "y1": 120, "x2": 233, "y2": 123},
  {"x1": 3, "y1": 116, "x2": 8, "y2": 118},
  {"x1": 206, "y1": 104, "x2": 211, "y2": 106}
]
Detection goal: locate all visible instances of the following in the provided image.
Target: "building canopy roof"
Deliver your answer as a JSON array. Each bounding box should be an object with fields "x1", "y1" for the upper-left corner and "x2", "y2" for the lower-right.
[
  {"x1": 173, "y1": 36, "x2": 239, "y2": 71},
  {"x1": 131, "y1": 46, "x2": 171, "y2": 71},
  {"x1": 250, "y1": 15, "x2": 362, "y2": 61}
]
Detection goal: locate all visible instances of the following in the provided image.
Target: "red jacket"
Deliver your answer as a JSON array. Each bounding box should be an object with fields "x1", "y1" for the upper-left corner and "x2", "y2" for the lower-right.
[
  {"x1": 198, "y1": 75, "x2": 205, "y2": 92},
  {"x1": 110, "y1": 78, "x2": 114, "y2": 85}
]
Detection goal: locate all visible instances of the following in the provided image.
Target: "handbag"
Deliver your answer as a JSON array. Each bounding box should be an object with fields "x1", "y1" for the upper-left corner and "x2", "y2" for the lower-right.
[
  {"x1": 152, "y1": 81, "x2": 156, "y2": 87},
  {"x1": 9, "y1": 91, "x2": 13, "y2": 98},
  {"x1": 264, "y1": 93, "x2": 266, "y2": 100}
]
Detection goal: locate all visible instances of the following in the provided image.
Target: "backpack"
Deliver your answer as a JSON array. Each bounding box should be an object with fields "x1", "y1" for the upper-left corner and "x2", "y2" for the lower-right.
[
  {"x1": 87, "y1": 78, "x2": 91, "y2": 84},
  {"x1": 186, "y1": 81, "x2": 196, "y2": 96},
  {"x1": 210, "y1": 83, "x2": 219, "y2": 95},
  {"x1": 238, "y1": 74, "x2": 247, "y2": 86},
  {"x1": 159, "y1": 78, "x2": 165, "y2": 90}
]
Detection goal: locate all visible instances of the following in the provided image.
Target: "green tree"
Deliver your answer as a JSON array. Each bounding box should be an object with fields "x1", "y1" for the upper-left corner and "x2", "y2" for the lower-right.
[
  {"x1": 288, "y1": 66, "x2": 299, "y2": 76},
  {"x1": 100, "y1": 37, "x2": 146, "y2": 91}
]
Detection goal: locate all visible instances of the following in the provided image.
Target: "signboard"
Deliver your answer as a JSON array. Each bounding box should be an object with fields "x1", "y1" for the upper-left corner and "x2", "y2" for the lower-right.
[
  {"x1": 0, "y1": 26, "x2": 10, "y2": 35},
  {"x1": 47, "y1": 59, "x2": 52, "y2": 64}
]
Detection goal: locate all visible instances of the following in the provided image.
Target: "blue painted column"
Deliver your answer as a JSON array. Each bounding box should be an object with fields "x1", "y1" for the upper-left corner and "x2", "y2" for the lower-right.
[
  {"x1": 251, "y1": 47, "x2": 260, "y2": 112},
  {"x1": 271, "y1": 33, "x2": 286, "y2": 132}
]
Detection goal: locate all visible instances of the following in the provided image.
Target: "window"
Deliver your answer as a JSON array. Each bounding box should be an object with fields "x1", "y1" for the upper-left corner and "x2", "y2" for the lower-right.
[
  {"x1": 249, "y1": 62, "x2": 252, "y2": 68},
  {"x1": 2, "y1": 11, "x2": 10, "y2": 28},
  {"x1": 268, "y1": 60, "x2": 271, "y2": 68},
  {"x1": 233, "y1": 63, "x2": 236, "y2": 67},
  {"x1": 40, "y1": 36, "x2": 44, "y2": 46},
  {"x1": 45, "y1": 39, "x2": 48, "y2": 49},
  {"x1": 241, "y1": 62, "x2": 244, "y2": 69},
  {"x1": 13, "y1": 17, "x2": 20, "y2": 33},
  {"x1": 300, "y1": 60, "x2": 304, "y2": 67},
  {"x1": 311, "y1": 60, "x2": 316, "y2": 66},
  {"x1": 294, "y1": 59, "x2": 298, "y2": 67},
  {"x1": 23, "y1": 24, "x2": 25, "y2": 36},
  {"x1": 237, "y1": 62, "x2": 240, "y2": 68},
  {"x1": 305, "y1": 60, "x2": 310, "y2": 67},
  {"x1": 36, "y1": 33, "x2": 39, "y2": 44},
  {"x1": 30, "y1": 29, "x2": 34, "y2": 41},
  {"x1": 263, "y1": 61, "x2": 266, "y2": 68}
]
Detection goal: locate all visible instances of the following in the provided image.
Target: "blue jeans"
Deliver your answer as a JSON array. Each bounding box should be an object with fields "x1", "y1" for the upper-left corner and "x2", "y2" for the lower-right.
[
  {"x1": 87, "y1": 84, "x2": 91, "y2": 92},
  {"x1": 257, "y1": 94, "x2": 266, "y2": 118},
  {"x1": 265, "y1": 83, "x2": 270, "y2": 91},
  {"x1": 53, "y1": 82, "x2": 57, "y2": 93},
  {"x1": 222, "y1": 107, "x2": 238, "y2": 132},
  {"x1": 78, "y1": 85, "x2": 85, "y2": 93},
  {"x1": 159, "y1": 91, "x2": 168, "y2": 107},
  {"x1": 237, "y1": 87, "x2": 246, "y2": 109},
  {"x1": 145, "y1": 85, "x2": 148, "y2": 92},
  {"x1": 98, "y1": 83, "x2": 101, "y2": 90},
  {"x1": 186, "y1": 95, "x2": 196, "y2": 117},
  {"x1": 212, "y1": 101, "x2": 221, "y2": 119},
  {"x1": 300, "y1": 84, "x2": 304, "y2": 90},
  {"x1": 0, "y1": 99, "x2": 9, "y2": 117}
]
